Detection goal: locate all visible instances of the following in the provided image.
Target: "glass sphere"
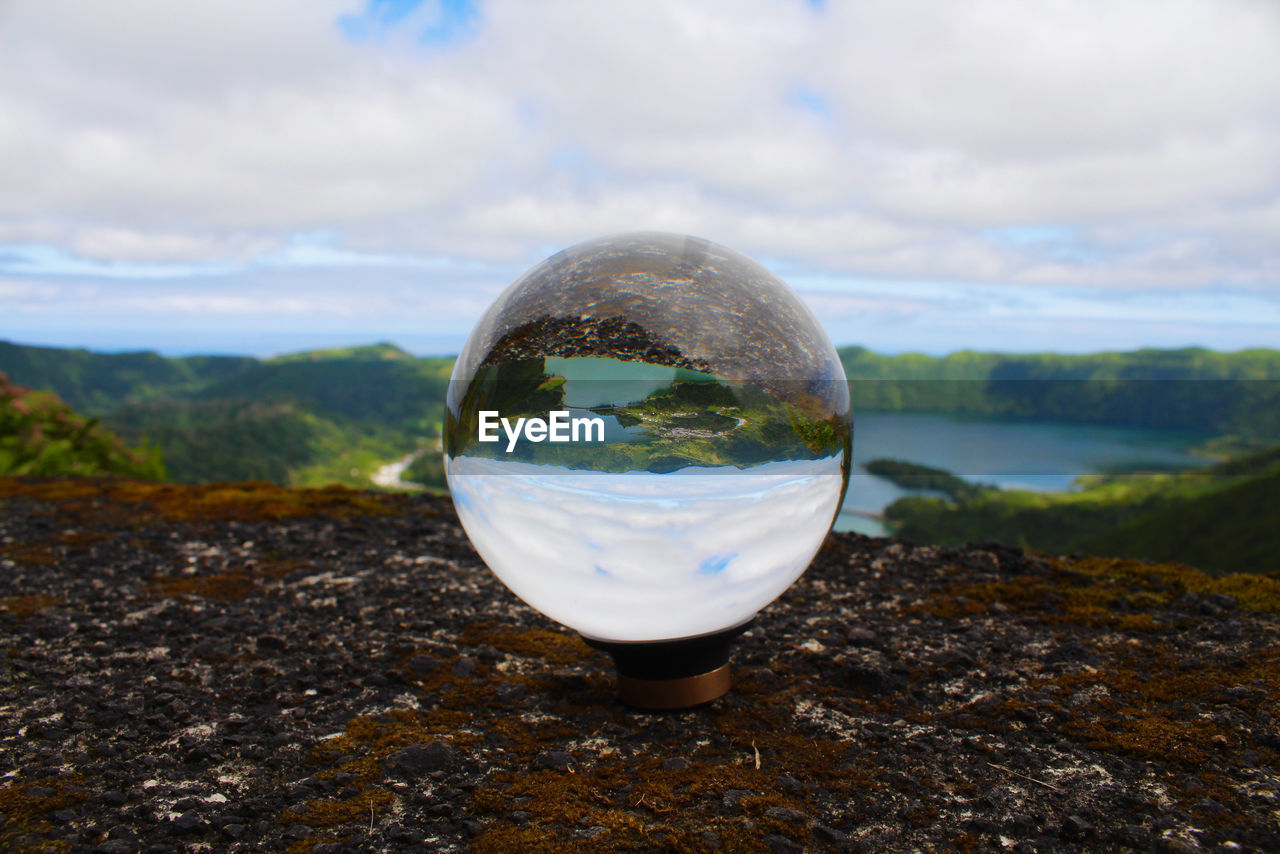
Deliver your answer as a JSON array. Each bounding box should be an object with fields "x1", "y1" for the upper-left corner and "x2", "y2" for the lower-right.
[{"x1": 445, "y1": 232, "x2": 851, "y2": 643}]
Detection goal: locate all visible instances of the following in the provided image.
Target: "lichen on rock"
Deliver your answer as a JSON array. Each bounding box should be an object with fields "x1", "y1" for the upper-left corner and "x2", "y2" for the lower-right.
[{"x1": 1, "y1": 477, "x2": 1277, "y2": 852}]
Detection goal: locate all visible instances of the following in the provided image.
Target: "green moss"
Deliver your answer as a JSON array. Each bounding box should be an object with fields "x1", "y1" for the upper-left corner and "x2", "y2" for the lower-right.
[
  {"x1": 1061, "y1": 554, "x2": 1280, "y2": 612},
  {"x1": 0, "y1": 776, "x2": 88, "y2": 853},
  {"x1": 0, "y1": 543, "x2": 57, "y2": 568},
  {"x1": 141, "y1": 572, "x2": 260, "y2": 602},
  {"x1": 138, "y1": 556, "x2": 312, "y2": 604},
  {"x1": 909, "y1": 554, "x2": 1280, "y2": 629},
  {"x1": 470, "y1": 761, "x2": 793, "y2": 853},
  {"x1": 280, "y1": 787, "x2": 394, "y2": 829},
  {"x1": 461, "y1": 624, "x2": 595, "y2": 667},
  {"x1": 0, "y1": 478, "x2": 102, "y2": 501},
  {"x1": 109, "y1": 480, "x2": 400, "y2": 522},
  {"x1": 948, "y1": 642, "x2": 1278, "y2": 800},
  {"x1": 0, "y1": 595, "x2": 62, "y2": 618},
  {"x1": 0, "y1": 477, "x2": 403, "y2": 525},
  {"x1": 1049, "y1": 646, "x2": 1279, "y2": 767},
  {"x1": 283, "y1": 621, "x2": 872, "y2": 851},
  {"x1": 284, "y1": 839, "x2": 343, "y2": 854}
]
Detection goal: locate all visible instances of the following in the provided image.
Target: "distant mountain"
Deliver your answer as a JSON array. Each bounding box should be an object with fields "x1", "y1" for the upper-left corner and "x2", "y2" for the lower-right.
[
  {"x1": 194, "y1": 351, "x2": 451, "y2": 435},
  {"x1": 267, "y1": 342, "x2": 416, "y2": 363},
  {"x1": 4, "y1": 339, "x2": 1279, "y2": 491},
  {"x1": 0, "y1": 340, "x2": 451, "y2": 489},
  {"x1": 0, "y1": 339, "x2": 255, "y2": 414},
  {"x1": 840, "y1": 346, "x2": 1280, "y2": 437}
]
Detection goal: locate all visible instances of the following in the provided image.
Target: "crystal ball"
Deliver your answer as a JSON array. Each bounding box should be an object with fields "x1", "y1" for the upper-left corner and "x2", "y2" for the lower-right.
[{"x1": 444, "y1": 232, "x2": 851, "y2": 643}]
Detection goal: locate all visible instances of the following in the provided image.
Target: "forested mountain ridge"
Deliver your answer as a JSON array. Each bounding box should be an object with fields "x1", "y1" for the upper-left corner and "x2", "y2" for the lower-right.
[
  {"x1": 0, "y1": 340, "x2": 450, "y2": 487},
  {"x1": 0, "y1": 340, "x2": 255, "y2": 414},
  {"x1": 839, "y1": 346, "x2": 1280, "y2": 436},
  {"x1": 3, "y1": 339, "x2": 1279, "y2": 488},
  {"x1": 5, "y1": 338, "x2": 1280, "y2": 572}
]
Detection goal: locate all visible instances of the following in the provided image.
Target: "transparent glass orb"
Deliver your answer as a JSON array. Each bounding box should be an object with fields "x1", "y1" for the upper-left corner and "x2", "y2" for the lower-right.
[{"x1": 445, "y1": 232, "x2": 851, "y2": 643}]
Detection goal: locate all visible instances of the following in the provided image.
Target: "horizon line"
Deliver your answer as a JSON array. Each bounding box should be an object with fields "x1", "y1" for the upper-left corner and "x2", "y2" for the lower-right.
[{"x1": 4, "y1": 336, "x2": 1279, "y2": 362}]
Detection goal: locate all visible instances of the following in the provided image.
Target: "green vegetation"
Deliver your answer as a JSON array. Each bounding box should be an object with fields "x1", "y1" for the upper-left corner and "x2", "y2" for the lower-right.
[
  {"x1": 0, "y1": 339, "x2": 254, "y2": 413},
  {"x1": 842, "y1": 346, "x2": 1280, "y2": 574},
  {"x1": 448, "y1": 358, "x2": 850, "y2": 472},
  {"x1": 1084, "y1": 466, "x2": 1280, "y2": 575},
  {"x1": 0, "y1": 371, "x2": 165, "y2": 479},
  {"x1": 104, "y1": 397, "x2": 420, "y2": 487},
  {"x1": 1189, "y1": 434, "x2": 1277, "y2": 460},
  {"x1": 884, "y1": 447, "x2": 1280, "y2": 575},
  {"x1": 266, "y1": 341, "x2": 416, "y2": 363},
  {"x1": 841, "y1": 346, "x2": 1280, "y2": 437},
  {"x1": 863, "y1": 458, "x2": 990, "y2": 501},
  {"x1": 0, "y1": 340, "x2": 451, "y2": 489},
  {"x1": 402, "y1": 449, "x2": 446, "y2": 488},
  {"x1": 4, "y1": 338, "x2": 1278, "y2": 517},
  {"x1": 198, "y1": 346, "x2": 451, "y2": 435}
]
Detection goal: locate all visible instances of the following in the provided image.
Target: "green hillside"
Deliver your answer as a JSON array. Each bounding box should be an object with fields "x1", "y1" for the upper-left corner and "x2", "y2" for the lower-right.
[
  {"x1": 885, "y1": 448, "x2": 1280, "y2": 575},
  {"x1": 1083, "y1": 465, "x2": 1280, "y2": 574},
  {"x1": 0, "y1": 340, "x2": 254, "y2": 414},
  {"x1": 267, "y1": 341, "x2": 416, "y2": 363},
  {"x1": 197, "y1": 351, "x2": 451, "y2": 434},
  {"x1": 841, "y1": 346, "x2": 1280, "y2": 437},
  {"x1": 0, "y1": 341, "x2": 449, "y2": 489},
  {"x1": 4, "y1": 339, "x2": 1279, "y2": 526},
  {"x1": 102, "y1": 398, "x2": 407, "y2": 486}
]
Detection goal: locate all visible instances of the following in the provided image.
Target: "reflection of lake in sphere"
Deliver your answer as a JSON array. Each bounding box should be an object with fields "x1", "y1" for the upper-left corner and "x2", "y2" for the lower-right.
[{"x1": 444, "y1": 232, "x2": 852, "y2": 643}]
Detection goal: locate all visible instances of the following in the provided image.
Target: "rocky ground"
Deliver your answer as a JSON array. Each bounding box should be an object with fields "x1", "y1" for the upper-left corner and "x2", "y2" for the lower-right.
[{"x1": 1, "y1": 476, "x2": 1278, "y2": 853}]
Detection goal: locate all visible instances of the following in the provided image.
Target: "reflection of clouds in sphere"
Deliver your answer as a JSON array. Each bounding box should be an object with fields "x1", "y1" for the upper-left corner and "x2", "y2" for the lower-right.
[{"x1": 447, "y1": 456, "x2": 845, "y2": 642}]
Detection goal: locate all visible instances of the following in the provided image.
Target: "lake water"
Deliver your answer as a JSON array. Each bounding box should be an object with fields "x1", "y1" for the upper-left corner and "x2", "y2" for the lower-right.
[{"x1": 836, "y1": 412, "x2": 1211, "y2": 536}]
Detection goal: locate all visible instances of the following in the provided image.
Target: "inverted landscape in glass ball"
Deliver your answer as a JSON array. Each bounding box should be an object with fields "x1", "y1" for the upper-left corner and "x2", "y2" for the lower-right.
[{"x1": 444, "y1": 232, "x2": 851, "y2": 643}]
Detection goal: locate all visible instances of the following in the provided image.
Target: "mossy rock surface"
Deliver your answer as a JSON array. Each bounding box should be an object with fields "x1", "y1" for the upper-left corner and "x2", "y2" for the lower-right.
[{"x1": 1, "y1": 477, "x2": 1278, "y2": 852}]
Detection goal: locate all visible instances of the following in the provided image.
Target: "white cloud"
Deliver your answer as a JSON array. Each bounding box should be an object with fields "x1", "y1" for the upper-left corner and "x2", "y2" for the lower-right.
[
  {"x1": 0, "y1": 0, "x2": 1276, "y2": 353},
  {"x1": 70, "y1": 228, "x2": 277, "y2": 263},
  {"x1": 820, "y1": 0, "x2": 1280, "y2": 154},
  {"x1": 871, "y1": 129, "x2": 1278, "y2": 225},
  {"x1": 0, "y1": 279, "x2": 61, "y2": 301}
]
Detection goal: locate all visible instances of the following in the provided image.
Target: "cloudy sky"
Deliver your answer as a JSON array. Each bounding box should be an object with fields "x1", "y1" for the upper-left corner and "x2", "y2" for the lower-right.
[{"x1": 2, "y1": 0, "x2": 1278, "y2": 356}]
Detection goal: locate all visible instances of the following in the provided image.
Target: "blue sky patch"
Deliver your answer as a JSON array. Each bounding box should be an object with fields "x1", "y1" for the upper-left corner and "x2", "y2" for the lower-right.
[
  {"x1": 698, "y1": 553, "x2": 736, "y2": 575},
  {"x1": 421, "y1": 0, "x2": 480, "y2": 45},
  {"x1": 338, "y1": 0, "x2": 480, "y2": 46},
  {"x1": 338, "y1": 0, "x2": 422, "y2": 42},
  {"x1": 787, "y1": 84, "x2": 830, "y2": 118},
  {"x1": 0, "y1": 244, "x2": 238, "y2": 279},
  {"x1": 549, "y1": 146, "x2": 588, "y2": 171},
  {"x1": 985, "y1": 225, "x2": 1076, "y2": 246},
  {"x1": 984, "y1": 225, "x2": 1101, "y2": 265}
]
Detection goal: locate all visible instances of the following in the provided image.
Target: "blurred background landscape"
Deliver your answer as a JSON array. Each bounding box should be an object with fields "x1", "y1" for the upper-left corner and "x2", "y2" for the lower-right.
[
  {"x1": 2, "y1": 1, "x2": 1278, "y2": 576},
  {"x1": 3, "y1": 338, "x2": 1278, "y2": 576}
]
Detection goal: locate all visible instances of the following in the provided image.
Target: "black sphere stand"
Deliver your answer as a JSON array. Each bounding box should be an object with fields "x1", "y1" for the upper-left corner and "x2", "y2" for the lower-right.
[{"x1": 582, "y1": 620, "x2": 754, "y2": 710}]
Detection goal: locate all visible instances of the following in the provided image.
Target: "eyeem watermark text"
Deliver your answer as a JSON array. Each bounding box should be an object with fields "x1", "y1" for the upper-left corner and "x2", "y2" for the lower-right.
[{"x1": 478, "y1": 410, "x2": 605, "y2": 452}]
